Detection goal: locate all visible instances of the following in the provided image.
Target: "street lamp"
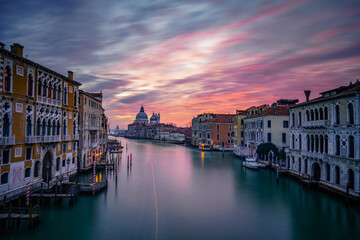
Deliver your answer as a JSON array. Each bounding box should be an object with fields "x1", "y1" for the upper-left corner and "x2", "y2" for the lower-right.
[
  {"x1": 67, "y1": 158, "x2": 70, "y2": 178},
  {"x1": 46, "y1": 160, "x2": 50, "y2": 189}
]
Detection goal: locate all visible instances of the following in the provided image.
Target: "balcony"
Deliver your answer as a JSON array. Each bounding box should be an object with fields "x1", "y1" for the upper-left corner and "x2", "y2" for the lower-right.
[
  {"x1": 73, "y1": 134, "x2": 79, "y2": 141},
  {"x1": 37, "y1": 96, "x2": 62, "y2": 107},
  {"x1": 1, "y1": 136, "x2": 15, "y2": 146},
  {"x1": 302, "y1": 120, "x2": 329, "y2": 128},
  {"x1": 63, "y1": 135, "x2": 71, "y2": 141},
  {"x1": 25, "y1": 136, "x2": 39, "y2": 144}
]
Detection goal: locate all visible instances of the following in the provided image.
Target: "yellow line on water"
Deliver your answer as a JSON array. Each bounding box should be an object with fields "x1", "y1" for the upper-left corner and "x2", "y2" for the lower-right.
[{"x1": 151, "y1": 161, "x2": 158, "y2": 240}]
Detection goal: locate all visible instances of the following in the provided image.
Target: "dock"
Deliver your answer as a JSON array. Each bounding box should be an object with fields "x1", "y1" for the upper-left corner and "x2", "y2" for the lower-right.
[
  {"x1": 0, "y1": 201, "x2": 40, "y2": 229},
  {"x1": 79, "y1": 182, "x2": 108, "y2": 194}
]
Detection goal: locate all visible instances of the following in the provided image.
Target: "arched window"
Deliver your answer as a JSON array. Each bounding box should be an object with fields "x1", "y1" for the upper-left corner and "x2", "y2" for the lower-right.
[
  {"x1": 25, "y1": 168, "x2": 31, "y2": 178},
  {"x1": 47, "y1": 119, "x2": 52, "y2": 136},
  {"x1": 42, "y1": 119, "x2": 46, "y2": 136},
  {"x1": 1, "y1": 173, "x2": 9, "y2": 185},
  {"x1": 26, "y1": 116, "x2": 32, "y2": 136},
  {"x1": 299, "y1": 134, "x2": 302, "y2": 150},
  {"x1": 335, "y1": 166, "x2": 340, "y2": 185},
  {"x1": 304, "y1": 159, "x2": 308, "y2": 174},
  {"x1": 325, "y1": 163, "x2": 330, "y2": 181},
  {"x1": 4, "y1": 66, "x2": 11, "y2": 92},
  {"x1": 48, "y1": 85, "x2": 52, "y2": 98},
  {"x1": 335, "y1": 105, "x2": 340, "y2": 124},
  {"x1": 3, "y1": 113, "x2": 10, "y2": 137},
  {"x1": 348, "y1": 169, "x2": 354, "y2": 190},
  {"x1": 43, "y1": 81, "x2": 47, "y2": 97},
  {"x1": 292, "y1": 134, "x2": 295, "y2": 149},
  {"x1": 38, "y1": 80, "x2": 42, "y2": 96},
  {"x1": 63, "y1": 120, "x2": 67, "y2": 136},
  {"x1": 292, "y1": 113, "x2": 295, "y2": 127},
  {"x1": 348, "y1": 103, "x2": 354, "y2": 124},
  {"x1": 319, "y1": 108, "x2": 323, "y2": 120},
  {"x1": 28, "y1": 74, "x2": 33, "y2": 96},
  {"x1": 315, "y1": 135, "x2": 319, "y2": 152},
  {"x1": 74, "y1": 91, "x2": 77, "y2": 106},
  {"x1": 310, "y1": 110, "x2": 314, "y2": 121},
  {"x1": 64, "y1": 87, "x2": 68, "y2": 105},
  {"x1": 315, "y1": 109, "x2": 319, "y2": 120},
  {"x1": 307, "y1": 135, "x2": 310, "y2": 151},
  {"x1": 320, "y1": 135, "x2": 324, "y2": 153},
  {"x1": 36, "y1": 118, "x2": 41, "y2": 136},
  {"x1": 335, "y1": 135, "x2": 340, "y2": 156},
  {"x1": 52, "y1": 120, "x2": 56, "y2": 135},
  {"x1": 57, "y1": 120, "x2": 60, "y2": 135},
  {"x1": 325, "y1": 135, "x2": 328, "y2": 154},
  {"x1": 324, "y1": 107, "x2": 328, "y2": 120},
  {"x1": 62, "y1": 159, "x2": 65, "y2": 167},
  {"x1": 57, "y1": 86, "x2": 61, "y2": 100},
  {"x1": 311, "y1": 135, "x2": 314, "y2": 152},
  {"x1": 298, "y1": 158, "x2": 302, "y2": 173},
  {"x1": 298, "y1": 112, "x2": 302, "y2": 126},
  {"x1": 73, "y1": 120, "x2": 76, "y2": 135},
  {"x1": 348, "y1": 136, "x2": 354, "y2": 158},
  {"x1": 306, "y1": 110, "x2": 310, "y2": 121}
]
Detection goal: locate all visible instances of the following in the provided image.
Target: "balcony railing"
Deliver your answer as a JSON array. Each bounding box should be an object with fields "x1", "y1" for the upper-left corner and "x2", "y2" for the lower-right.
[
  {"x1": 26, "y1": 136, "x2": 39, "y2": 144},
  {"x1": 37, "y1": 96, "x2": 62, "y2": 107},
  {"x1": 63, "y1": 135, "x2": 71, "y2": 141},
  {"x1": 1, "y1": 136, "x2": 15, "y2": 146},
  {"x1": 302, "y1": 120, "x2": 329, "y2": 128},
  {"x1": 73, "y1": 134, "x2": 79, "y2": 140}
]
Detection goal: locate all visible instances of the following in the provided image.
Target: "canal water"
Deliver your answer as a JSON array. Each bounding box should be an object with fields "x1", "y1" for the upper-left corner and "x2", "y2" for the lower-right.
[{"x1": 4, "y1": 137, "x2": 360, "y2": 240}]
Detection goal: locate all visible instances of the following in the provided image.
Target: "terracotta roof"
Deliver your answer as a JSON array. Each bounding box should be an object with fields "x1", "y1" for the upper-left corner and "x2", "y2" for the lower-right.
[
  {"x1": 203, "y1": 114, "x2": 235, "y2": 123},
  {"x1": 261, "y1": 106, "x2": 289, "y2": 116}
]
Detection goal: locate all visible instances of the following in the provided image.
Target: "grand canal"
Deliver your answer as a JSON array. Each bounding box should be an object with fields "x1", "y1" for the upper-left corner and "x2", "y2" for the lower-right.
[{"x1": 5, "y1": 137, "x2": 360, "y2": 240}]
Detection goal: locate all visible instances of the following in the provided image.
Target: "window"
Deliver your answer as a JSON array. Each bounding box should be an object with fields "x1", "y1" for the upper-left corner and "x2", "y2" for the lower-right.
[
  {"x1": 325, "y1": 163, "x2": 330, "y2": 181},
  {"x1": 2, "y1": 149, "x2": 10, "y2": 164},
  {"x1": 348, "y1": 103, "x2": 354, "y2": 124},
  {"x1": 25, "y1": 147, "x2": 32, "y2": 160},
  {"x1": 25, "y1": 168, "x2": 31, "y2": 178},
  {"x1": 241, "y1": 131, "x2": 244, "y2": 137},
  {"x1": 72, "y1": 157, "x2": 75, "y2": 164},
  {"x1": 310, "y1": 110, "x2": 314, "y2": 121},
  {"x1": 229, "y1": 124, "x2": 232, "y2": 130},
  {"x1": 349, "y1": 136, "x2": 354, "y2": 158},
  {"x1": 292, "y1": 134, "x2": 295, "y2": 148},
  {"x1": 217, "y1": 134, "x2": 220, "y2": 140},
  {"x1": 27, "y1": 74, "x2": 34, "y2": 97},
  {"x1": 298, "y1": 112, "x2": 302, "y2": 126},
  {"x1": 26, "y1": 116, "x2": 32, "y2": 136},
  {"x1": 64, "y1": 86, "x2": 68, "y2": 105},
  {"x1": 315, "y1": 109, "x2": 319, "y2": 120},
  {"x1": 73, "y1": 143, "x2": 76, "y2": 151},
  {"x1": 299, "y1": 134, "x2": 302, "y2": 150},
  {"x1": 74, "y1": 91, "x2": 77, "y2": 107},
  {"x1": 283, "y1": 121, "x2": 289, "y2": 128},
  {"x1": 63, "y1": 144, "x2": 66, "y2": 154},
  {"x1": 1, "y1": 173, "x2": 9, "y2": 185},
  {"x1": 335, "y1": 105, "x2": 340, "y2": 124},
  {"x1": 306, "y1": 110, "x2": 310, "y2": 121},
  {"x1": 62, "y1": 159, "x2": 65, "y2": 167},
  {"x1": 335, "y1": 166, "x2": 340, "y2": 184},
  {"x1": 325, "y1": 135, "x2": 328, "y2": 154},
  {"x1": 4, "y1": 65, "x2": 12, "y2": 92},
  {"x1": 319, "y1": 108, "x2": 323, "y2": 120},
  {"x1": 227, "y1": 133, "x2": 230, "y2": 137},
  {"x1": 307, "y1": 135, "x2": 310, "y2": 151},
  {"x1": 3, "y1": 113, "x2": 10, "y2": 137},
  {"x1": 267, "y1": 133, "x2": 271, "y2": 142},
  {"x1": 335, "y1": 135, "x2": 340, "y2": 156},
  {"x1": 348, "y1": 169, "x2": 354, "y2": 190},
  {"x1": 324, "y1": 107, "x2": 328, "y2": 120},
  {"x1": 282, "y1": 133, "x2": 286, "y2": 143},
  {"x1": 291, "y1": 113, "x2": 295, "y2": 126},
  {"x1": 217, "y1": 124, "x2": 220, "y2": 130},
  {"x1": 267, "y1": 120, "x2": 271, "y2": 128}
]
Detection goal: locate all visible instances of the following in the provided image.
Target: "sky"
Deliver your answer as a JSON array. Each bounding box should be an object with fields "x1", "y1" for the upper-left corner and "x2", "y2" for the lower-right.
[{"x1": 1, "y1": 0, "x2": 359, "y2": 129}]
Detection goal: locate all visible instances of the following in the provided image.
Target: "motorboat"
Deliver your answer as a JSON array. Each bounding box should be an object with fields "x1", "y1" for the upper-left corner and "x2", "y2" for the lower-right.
[{"x1": 242, "y1": 161, "x2": 259, "y2": 170}]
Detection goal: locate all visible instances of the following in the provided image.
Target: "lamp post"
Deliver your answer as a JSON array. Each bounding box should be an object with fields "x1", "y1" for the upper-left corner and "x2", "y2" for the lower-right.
[{"x1": 46, "y1": 160, "x2": 50, "y2": 190}]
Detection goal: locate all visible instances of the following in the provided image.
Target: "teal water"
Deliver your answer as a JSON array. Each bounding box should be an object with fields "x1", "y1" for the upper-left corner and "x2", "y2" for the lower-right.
[{"x1": 3, "y1": 137, "x2": 360, "y2": 240}]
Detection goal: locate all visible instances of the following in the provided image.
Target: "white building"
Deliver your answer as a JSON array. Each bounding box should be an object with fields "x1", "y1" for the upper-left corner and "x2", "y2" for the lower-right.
[{"x1": 288, "y1": 81, "x2": 360, "y2": 198}]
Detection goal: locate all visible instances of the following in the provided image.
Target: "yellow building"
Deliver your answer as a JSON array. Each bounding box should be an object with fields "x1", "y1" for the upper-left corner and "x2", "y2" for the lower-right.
[
  {"x1": 232, "y1": 110, "x2": 247, "y2": 146},
  {"x1": 0, "y1": 43, "x2": 81, "y2": 198}
]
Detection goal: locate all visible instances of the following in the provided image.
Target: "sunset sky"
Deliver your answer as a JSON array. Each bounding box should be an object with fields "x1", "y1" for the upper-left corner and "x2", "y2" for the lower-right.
[{"x1": 1, "y1": 0, "x2": 359, "y2": 128}]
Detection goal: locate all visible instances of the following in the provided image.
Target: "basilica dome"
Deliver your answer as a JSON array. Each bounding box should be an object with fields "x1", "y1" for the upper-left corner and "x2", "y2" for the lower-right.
[{"x1": 134, "y1": 105, "x2": 149, "y2": 124}]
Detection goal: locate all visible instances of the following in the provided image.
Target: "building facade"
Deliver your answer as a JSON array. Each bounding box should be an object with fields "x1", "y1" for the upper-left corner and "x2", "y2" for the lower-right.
[
  {"x1": 0, "y1": 43, "x2": 81, "y2": 198},
  {"x1": 288, "y1": 82, "x2": 360, "y2": 197},
  {"x1": 78, "y1": 90, "x2": 107, "y2": 170},
  {"x1": 191, "y1": 113, "x2": 218, "y2": 147},
  {"x1": 244, "y1": 105, "x2": 290, "y2": 155}
]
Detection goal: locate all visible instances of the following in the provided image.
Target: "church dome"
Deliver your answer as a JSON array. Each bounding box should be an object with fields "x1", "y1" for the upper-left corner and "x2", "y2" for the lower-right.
[
  {"x1": 134, "y1": 105, "x2": 148, "y2": 124},
  {"x1": 150, "y1": 114, "x2": 157, "y2": 121}
]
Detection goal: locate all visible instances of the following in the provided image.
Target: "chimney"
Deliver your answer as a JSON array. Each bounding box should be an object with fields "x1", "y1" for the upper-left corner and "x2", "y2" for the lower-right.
[
  {"x1": 10, "y1": 43, "x2": 24, "y2": 57},
  {"x1": 68, "y1": 71, "x2": 73, "y2": 80},
  {"x1": 0, "y1": 42, "x2": 5, "y2": 50},
  {"x1": 304, "y1": 90, "x2": 311, "y2": 102}
]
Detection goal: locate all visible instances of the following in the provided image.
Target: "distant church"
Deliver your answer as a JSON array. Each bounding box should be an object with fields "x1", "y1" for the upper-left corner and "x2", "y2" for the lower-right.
[{"x1": 134, "y1": 105, "x2": 160, "y2": 125}]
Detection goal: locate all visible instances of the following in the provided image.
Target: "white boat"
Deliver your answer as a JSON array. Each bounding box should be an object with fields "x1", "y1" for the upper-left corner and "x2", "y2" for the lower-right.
[{"x1": 242, "y1": 161, "x2": 259, "y2": 170}]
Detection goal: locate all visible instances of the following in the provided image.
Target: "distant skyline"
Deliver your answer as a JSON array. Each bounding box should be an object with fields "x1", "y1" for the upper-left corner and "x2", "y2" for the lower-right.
[{"x1": 1, "y1": 0, "x2": 359, "y2": 128}]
